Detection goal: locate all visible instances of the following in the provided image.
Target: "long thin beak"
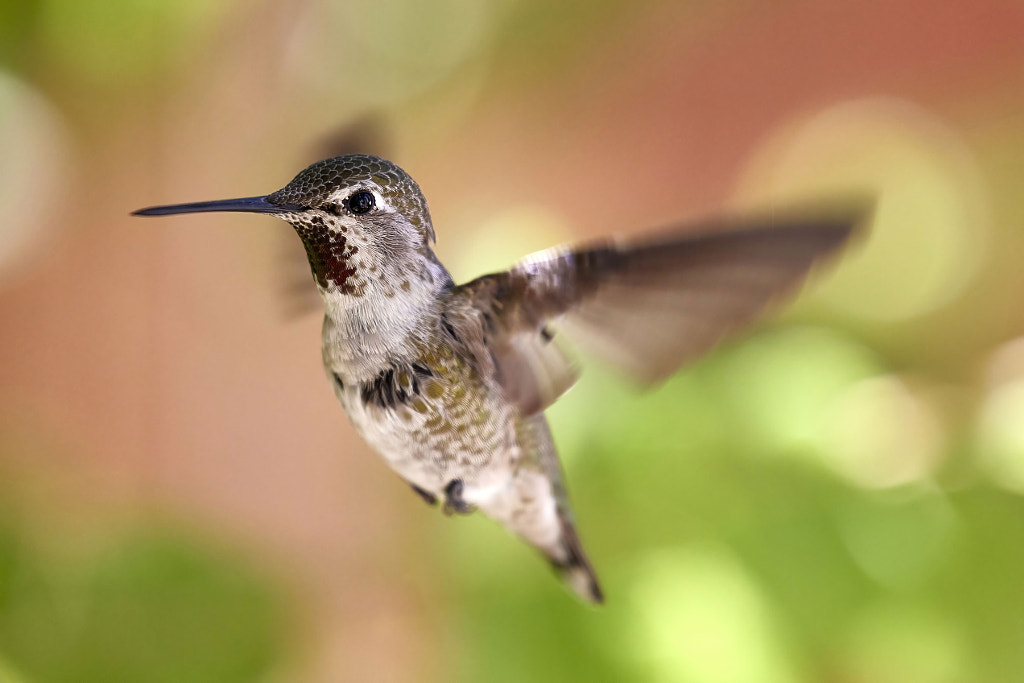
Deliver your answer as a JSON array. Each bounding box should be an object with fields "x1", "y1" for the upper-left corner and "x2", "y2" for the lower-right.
[{"x1": 132, "y1": 195, "x2": 307, "y2": 217}]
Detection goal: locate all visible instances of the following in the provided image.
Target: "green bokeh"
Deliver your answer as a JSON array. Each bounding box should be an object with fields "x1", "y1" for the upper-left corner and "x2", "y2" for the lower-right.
[
  {"x1": 0, "y1": 517, "x2": 287, "y2": 683},
  {"x1": 37, "y1": 0, "x2": 228, "y2": 87},
  {"x1": 3, "y1": 0, "x2": 1024, "y2": 681},
  {"x1": 438, "y1": 324, "x2": 1024, "y2": 682}
]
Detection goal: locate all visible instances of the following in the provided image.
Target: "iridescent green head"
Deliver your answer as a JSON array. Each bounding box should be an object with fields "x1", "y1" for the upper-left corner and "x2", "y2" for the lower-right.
[
  {"x1": 267, "y1": 154, "x2": 435, "y2": 245},
  {"x1": 134, "y1": 155, "x2": 442, "y2": 297}
]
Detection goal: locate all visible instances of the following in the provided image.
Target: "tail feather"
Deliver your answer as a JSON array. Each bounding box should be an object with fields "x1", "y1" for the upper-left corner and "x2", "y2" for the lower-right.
[{"x1": 550, "y1": 517, "x2": 603, "y2": 604}]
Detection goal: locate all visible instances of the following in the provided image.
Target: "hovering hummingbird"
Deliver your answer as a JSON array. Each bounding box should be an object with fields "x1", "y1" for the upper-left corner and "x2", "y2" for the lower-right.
[{"x1": 135, "y1": 154, "x2": 865, "y2": 603}]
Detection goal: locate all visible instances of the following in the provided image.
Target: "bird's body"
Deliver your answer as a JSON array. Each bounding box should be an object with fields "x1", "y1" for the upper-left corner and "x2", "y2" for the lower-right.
[
  {"x1": 135, "y1": 154, "x2": 866, "y2": 603},
  {"x1": 311, "y1": 213, "x2": 600, "y2": 597}
]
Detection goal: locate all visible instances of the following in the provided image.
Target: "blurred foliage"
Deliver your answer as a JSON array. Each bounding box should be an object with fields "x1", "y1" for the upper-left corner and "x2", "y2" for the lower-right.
[
  {"x1": 0, "y1": 510, "x2": 287, "y2": 683},
  {"x1": 436, "y1": 327, "x2": 1024, "y2": 683},
  {"x1": 0, "y1": 0, "x2": 42, "y2": 69},
  {"x1": 0, "y1": 0, "x2": 227, "y2": 89},
  {"x1": 2, "y1": 0, "x2": 1024, "y2": 681},
  {"x1": 37, "y1": 0, "x2": 227, "y2": 87}
]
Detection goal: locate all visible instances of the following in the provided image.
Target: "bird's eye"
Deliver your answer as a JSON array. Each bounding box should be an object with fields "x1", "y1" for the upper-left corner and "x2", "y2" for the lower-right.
[{"x1": 348, "y1": 190, "x2": 375, "y2": 215}]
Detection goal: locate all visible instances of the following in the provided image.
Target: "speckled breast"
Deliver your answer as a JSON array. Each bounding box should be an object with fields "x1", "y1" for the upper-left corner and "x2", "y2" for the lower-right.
[{"x1": 330, "y1": 345, "x2": 517, "y2": 495}]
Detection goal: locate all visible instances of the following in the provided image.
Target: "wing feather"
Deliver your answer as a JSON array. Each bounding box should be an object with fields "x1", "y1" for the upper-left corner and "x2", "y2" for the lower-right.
[{"x1": 450, "y1": 203, "x2": 869, "y2": 414}]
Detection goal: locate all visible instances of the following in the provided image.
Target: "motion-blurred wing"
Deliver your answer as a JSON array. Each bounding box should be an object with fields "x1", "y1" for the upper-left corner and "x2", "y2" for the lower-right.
[
  {"x1": 280, "y1": 114, "x2": 393, "y2": 318},
  {"x1": 454, "y1": 204, "x2": 867, "y2": 415}
]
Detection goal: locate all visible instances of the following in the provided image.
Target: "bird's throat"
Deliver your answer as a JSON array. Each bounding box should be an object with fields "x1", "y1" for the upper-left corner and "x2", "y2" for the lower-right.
[{"x1": 291, "y1": 216, "x2": 362, "y2": 295}]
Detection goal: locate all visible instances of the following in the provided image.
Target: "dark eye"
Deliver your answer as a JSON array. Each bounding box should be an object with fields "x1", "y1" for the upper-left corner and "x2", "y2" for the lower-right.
[{"x1": 348, "y1": 190, "x2": 375, "y2": 215}]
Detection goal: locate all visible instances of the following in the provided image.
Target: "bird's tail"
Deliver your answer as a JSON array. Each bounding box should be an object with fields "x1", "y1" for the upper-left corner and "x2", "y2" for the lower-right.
[{"x1": 549, "y1": 515, "x2": 603, "y2": 604}]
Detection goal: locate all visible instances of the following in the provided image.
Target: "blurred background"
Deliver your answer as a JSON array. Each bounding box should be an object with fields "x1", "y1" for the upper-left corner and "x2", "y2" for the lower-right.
[{"x1": 2, "y1": 0, "x2": 1024, "y2": 681}]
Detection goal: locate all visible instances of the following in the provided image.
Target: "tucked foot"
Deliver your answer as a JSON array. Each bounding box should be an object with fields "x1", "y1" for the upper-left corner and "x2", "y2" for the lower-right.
[
  {"x1": 442, "y1": 479, "x2": 474, "y2": 516},
  {"x1": 410, "y1": 484, "x2": 437, "y2": 507}
]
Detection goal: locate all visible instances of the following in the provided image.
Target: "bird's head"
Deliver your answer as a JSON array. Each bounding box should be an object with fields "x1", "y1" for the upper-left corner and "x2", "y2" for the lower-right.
[{"x1": 135, "y1": 154, "x2": 442, "y2": 299}]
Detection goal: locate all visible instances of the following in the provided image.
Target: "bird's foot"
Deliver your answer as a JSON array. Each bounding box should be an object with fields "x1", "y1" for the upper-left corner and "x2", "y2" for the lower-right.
[
  {"x1": 442, "y1": 479, "x2": 474, "y2": 516},
  {"x1": 410, "y1": 484, "x2": 437, "y2": 507}
]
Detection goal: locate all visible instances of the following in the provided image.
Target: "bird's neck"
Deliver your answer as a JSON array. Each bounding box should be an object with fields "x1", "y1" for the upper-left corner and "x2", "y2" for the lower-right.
[{"x1": 319, "y1": 254, "x2": 452, "y2": 376}]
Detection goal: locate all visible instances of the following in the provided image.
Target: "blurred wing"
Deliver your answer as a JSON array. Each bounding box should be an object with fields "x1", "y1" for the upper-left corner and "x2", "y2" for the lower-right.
[
  {"x1": 280, "y1": 114, "x2": 393, "y2": 318},
  {"x1": 453, "y1": 204, "x2": 867, "y2": 415}
]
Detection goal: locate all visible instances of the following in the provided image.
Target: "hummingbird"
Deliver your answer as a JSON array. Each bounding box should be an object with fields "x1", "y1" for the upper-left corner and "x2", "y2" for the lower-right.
[{"x1": 134, "y1": 154, "x2": 865, "y2": 603}]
